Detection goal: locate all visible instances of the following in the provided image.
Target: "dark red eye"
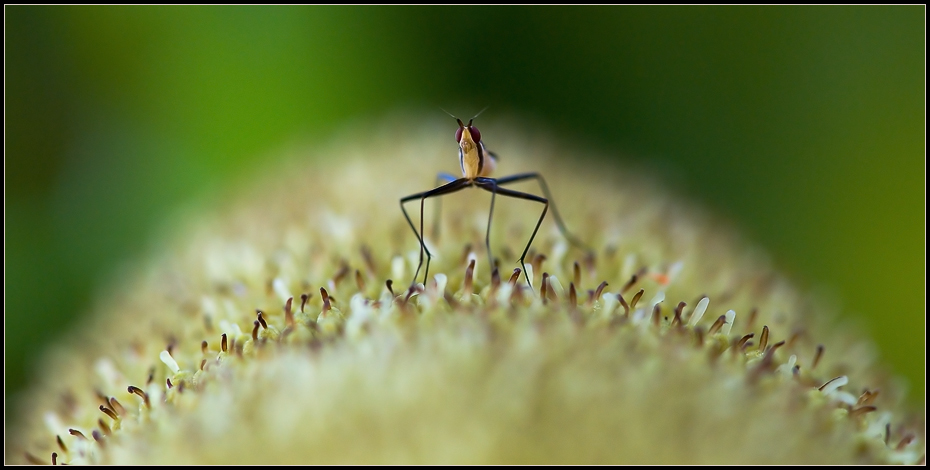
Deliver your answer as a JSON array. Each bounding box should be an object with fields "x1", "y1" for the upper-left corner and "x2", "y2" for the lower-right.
[
  {"x1": 455, "y1": 126, "x2": 463, "y2": 143},
  {"x1": 469, "y1": 126, "x2": 481, "y2": 142}
]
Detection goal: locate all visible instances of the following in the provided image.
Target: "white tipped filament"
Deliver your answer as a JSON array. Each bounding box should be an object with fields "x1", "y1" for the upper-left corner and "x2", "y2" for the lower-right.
[
  {"x1": 687, "y1": 297, "x2": 710, "y2": 327},
  {"x1": 159, "y1": 351, "x2": 180, "y2": 374}
]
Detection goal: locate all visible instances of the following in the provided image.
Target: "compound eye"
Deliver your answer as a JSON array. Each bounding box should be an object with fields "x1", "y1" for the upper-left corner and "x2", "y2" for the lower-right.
[
  {"x1": 469, "y1": 126, "x2": 481, "y2": 143},
  {"x1": 455, "y1": 126, "x2": 463, "y2": 143}
]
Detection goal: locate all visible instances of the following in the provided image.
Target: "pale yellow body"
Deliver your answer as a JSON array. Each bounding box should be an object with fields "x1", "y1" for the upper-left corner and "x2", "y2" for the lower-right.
[{"x1": 459, "y1": 127, "x2": 496, "y2": 179}]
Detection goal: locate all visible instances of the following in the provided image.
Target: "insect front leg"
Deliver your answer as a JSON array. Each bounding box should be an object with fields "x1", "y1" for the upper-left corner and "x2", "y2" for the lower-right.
[{"x1": 400, "y1": 178, "x2": 470, "y2": 287}]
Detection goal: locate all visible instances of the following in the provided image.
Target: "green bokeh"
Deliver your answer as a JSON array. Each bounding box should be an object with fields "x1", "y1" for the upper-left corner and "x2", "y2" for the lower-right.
[{"x1": 6, "y1": 6, "x2": 924, "y2": 415}]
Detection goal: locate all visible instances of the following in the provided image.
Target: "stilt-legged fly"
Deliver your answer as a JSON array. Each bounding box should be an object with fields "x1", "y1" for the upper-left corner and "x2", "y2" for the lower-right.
[{"x1": 400, "y1": 114, "x2": 586, "y2": 289}]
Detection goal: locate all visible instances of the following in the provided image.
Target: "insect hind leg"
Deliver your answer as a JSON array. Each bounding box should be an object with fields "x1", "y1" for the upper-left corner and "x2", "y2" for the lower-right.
[
  {"x1": 476, "y1": 178, "x2": 548, "y2": 289},
  {"x1": 493, "y1": 172, "x2": 590, "y2": 253}
]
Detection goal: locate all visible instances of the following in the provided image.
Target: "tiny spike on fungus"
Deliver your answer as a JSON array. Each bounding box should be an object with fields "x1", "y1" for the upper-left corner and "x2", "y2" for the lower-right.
[
  {"x1": 621, "y1": 273, "x2": 638, "y2": 293},
  {"x1": 849, "y1": 406, "x2": 878, "y2": 418},
  {"x1": 284, "y1": 297, "x2": 294, "y2": 327},
  {"x1": 672, "y1": 301, "x2": 686, "y2": 327},
  {"x1": 897, "y1": 434, "x2": 915, "y2": 451},
  {"x1": 332, "y1": 261, "x2": 350, "y2": 286},
  {"x1": 736, "y1": 333, "x2": 754, "y2": 349},
  {"x1": 109, "y1": 397, "x2": 126, "y2": 416},
  {"x1": 617, "y1": 292, "x2": 630, "y2": 317},
  {"x1": 320, "y1": 287, "x2": 331, "y2": 313},
  {"x1": 463, "y1": 259, "x2": 475, "y2": 295},
  {"x1": 300, "y1": 293, "x2": 310, "y2": 312},
  {"x1": 687, "y1": 296, "x2": 709, "y2": 327},
  {"x1": 52, "y1": 452, "x2": 58, "y2": 465},
  {"x1": 508, "y1": 268, "x2": 521, "y2": 286},
  {"x1": 385, "y1": 280, "x2": 394, "y2": 297},
  {"x1": 573, "y1": 261, "x2": 581, "y2": 286},
  {"x1": 360, "y1": 245, "x2": 377, "y2": 274},
  {"x1": 707, "y1": 315, "x2": 727, "y2": 335},
  {"x1": 759, "y1": 325, "x2": 769, "y2": 352},
  {"x1": 629, "y1": 289, "x2": 645, "y2": 309},
  {"x1": 355, "y1": 269, "x2": 366, "y2": 291},
  {"x1": 98, "y1": 418, "x2": 111, "y2": 436},
  {"x1": 221, "y1": 333, "x2": 228, "y2": 352},
  {"x1": 540, "y1": 273, "x2": 550, "y2": 304},
  {"x1": 257, "y1": 310, "x2": 268, "y2": 329},
  {"x1": 252, "y1": 321, "x2": 260, "y2": 341},
  {"x1": 812, "y1": 344, "x2": 825, "y2": 370},
  {"x1": 594, "y1": 281, "x2": 608, "y2": 299},
  {"x1": 819, "y1": 375, "x2": 848, "y2": 394},
  {"x1": 100, "y1": 405, "x2": 118, "y2": 421},
  {"x1": 56, "y1": 435, "x2": 67, "y2": 453},
  {"x1": 201, "y1": 340, "x2": 209, "y2": 354},
  {"x1": 127, "y1": 386, "x2": 150, "y2": 408},
  {"x1": 68, "y1": 429, "x2": 86, "y2": 439},
  {"x1": 568, "y1": 282, "x2": 578, "y2": 307},
  {"x1": 856, "y1": 389, "x2": 880, "y2": 407}
]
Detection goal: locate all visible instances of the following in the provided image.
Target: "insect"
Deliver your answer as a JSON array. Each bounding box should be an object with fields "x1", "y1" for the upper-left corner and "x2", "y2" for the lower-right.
[{"x1": 400, "y1": 113, "x2": 586, "y2": 289}]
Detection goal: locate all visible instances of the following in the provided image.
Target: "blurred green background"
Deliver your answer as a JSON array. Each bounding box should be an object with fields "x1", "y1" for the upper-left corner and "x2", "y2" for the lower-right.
[{"x1": 6, "y1": 6, "x2": 924, "y2": 413}]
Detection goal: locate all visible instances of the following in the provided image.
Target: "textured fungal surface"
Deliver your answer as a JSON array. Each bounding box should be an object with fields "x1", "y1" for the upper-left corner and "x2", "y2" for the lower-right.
[{"x1": 7, "y1": 120, "x2": 925, "y2": 464}]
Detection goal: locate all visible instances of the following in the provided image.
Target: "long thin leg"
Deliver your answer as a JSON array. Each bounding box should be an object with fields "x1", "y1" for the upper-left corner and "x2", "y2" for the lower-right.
[
  {"x1": 476, "y1": 179, "x2": 548, "y2": 288},
  {"x1": 400, "y1": 178, "x2": 471, "y2": 286},
  {"x1": 485, "y1": 185, "x2": 497, "y2": 274},
  {"x1": 431, "y1": 172, "x2": 459, "y2": 240},
  {"x1": 493, "y1": 172, "x2": 589, "y2": 251}
]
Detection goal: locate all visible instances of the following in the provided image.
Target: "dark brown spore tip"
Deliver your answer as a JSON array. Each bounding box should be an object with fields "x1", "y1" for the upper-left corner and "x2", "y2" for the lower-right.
[
  {"x1": 508, "y1": 268, "x2": 521, "y2": 286},
  {"x1": 99, "y1": 405, "x2": 118, "y2": 421},
  {"x1": 385, "y1": 280, "x2": 395, "y2": 297},
  {"x1": 128, "y1": 386, "x2": 150, "y2": 407},
  {"x1": 300, "y1": 293, "x2": 310, "y2": 312}
]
